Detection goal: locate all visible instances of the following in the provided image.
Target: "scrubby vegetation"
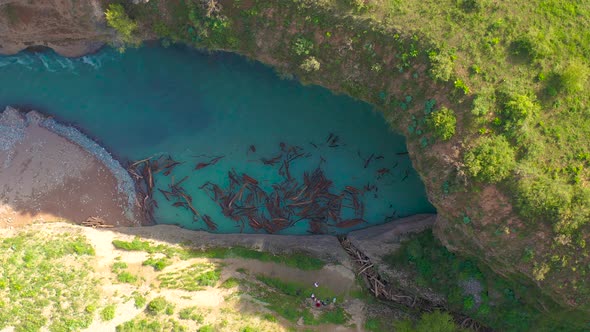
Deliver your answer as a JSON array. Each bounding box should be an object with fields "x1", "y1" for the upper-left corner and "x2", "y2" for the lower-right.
[
  {"x1": 158, "y1": 263, "x2": 221, "y2": 291},
  {"x1": 105, "y1": 3, "x2": 141, "y2": 48},
  {"x1": 0, "y1": 232, "x2": 100, "y2": 332},
  {"x1": 113, "y1": 236, "x2": 325, "y2": 270},
  {"x1": 386, "y1": 230, "x2": 589, "y2": 331}
]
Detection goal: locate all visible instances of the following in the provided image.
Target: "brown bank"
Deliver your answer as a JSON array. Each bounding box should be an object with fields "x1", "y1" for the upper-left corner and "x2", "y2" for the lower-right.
[{"x1": 0, "y1": 106, "x2": 137, "y2": 227}]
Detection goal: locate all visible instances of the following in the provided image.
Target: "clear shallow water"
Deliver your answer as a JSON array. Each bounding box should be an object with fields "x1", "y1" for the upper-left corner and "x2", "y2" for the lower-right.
[{"x1": 0, "y1": 45, "x2": 435, "y2": 234}]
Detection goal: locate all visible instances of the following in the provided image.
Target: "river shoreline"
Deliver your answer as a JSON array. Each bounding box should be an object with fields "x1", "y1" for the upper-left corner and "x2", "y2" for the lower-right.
[{"x1": 0, "y1": 106, "x2": 138, "y2": 227}]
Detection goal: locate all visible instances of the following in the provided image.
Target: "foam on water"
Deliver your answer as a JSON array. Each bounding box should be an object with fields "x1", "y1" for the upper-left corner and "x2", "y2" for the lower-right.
[{"x1": 0, "y1": 45, "x2": 435, "y2": 234}]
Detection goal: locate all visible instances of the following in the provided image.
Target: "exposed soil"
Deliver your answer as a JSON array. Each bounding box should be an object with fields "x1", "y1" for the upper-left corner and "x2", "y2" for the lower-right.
[
  {"x1": 0, "y1": 0, "x2": 106, "y2": 57},
  {"x1": 0, "y1": 108, "x2": 137, "y2": 228}
]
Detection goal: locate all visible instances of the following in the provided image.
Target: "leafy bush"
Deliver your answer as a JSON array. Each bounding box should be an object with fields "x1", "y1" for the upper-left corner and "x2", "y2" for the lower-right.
[
  {"x1": 105, "y1": 4, "x2": 140, "y2": 47},
  {"x1": 292, "y1": 37, "x2": 314, "y2": 56},
  {"x1": 101, "y1": 304, "x2": 116, "y2": 321},
  {"x1": 220, "y1": 277, "x2": 240, "y2": 288},
  {"x1": 428, "y1": 50, "x2": 455, "y2": 82},
  {"x1": 117, "y1": 271, "x2": 138, "y2": 283},
  {"x1": 178, "y1": 307, "x2": 204, "y2": 322},
  {"x1": 347, "y1": 0, "x2": 369, "y2": 12},
  {"x1": 500, "y1": 93, "x2": 539, "y2": 133},
  {"x1": 112, "y1": 261, "x2": 128, "y2": 272},
  {"x1": 427, "y1": 107, "x2": 457, "y2": 140},
  {"x1": 143, "y1": 257, "x2": 171, "y2": 271},
  {"x1": 133, "y1": 292, "x2": 147, "y2": 308},
  {"x1": 300, "y1": 56, "x2": 321, "y2": 72},
  {"x1": 510, "y1": 36, "x2": 539, "y2": 61},
  {"x1": 198, "y1": 326, "x2": 214, "y2": 332},
  {"x1": 557, "y1": 61, "x2": 589, "y2": 93},
  {"x1": 147, "y1": 297, "x2": 170, "y2": 315},
  {"x1": 516, "y1": 175, "x2": 590, "y2": 234},
  {"x1": 464, "y1": 135, "x2": 516, "y2": 183}
]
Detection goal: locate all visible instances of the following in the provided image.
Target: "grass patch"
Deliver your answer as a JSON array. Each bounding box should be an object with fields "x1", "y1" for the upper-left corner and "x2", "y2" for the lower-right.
[
  {"x1": 147, "y1": 297, "x2": 174, "y2": 316},
  {"x1": 116, "y1": 316, "x2": 187, "y2": 332},
  {"x1": 0, "y1": 232, "x2": 99, "y2": 332},
  {"x1": 117, "y1": 271, "x2": 138, "y2": 284},
  {"x1": 158, "y1": 263, "x2": 221, "y2": 291},
  {"x1": 250, "y1": 274, "x2": 346, "y2": 326},
  {"x1": 112, "y1": 237, "x2": 324, "y2": 270},
  {"x1": 220, "y1": 277, "x2": 240, "y2": 289},
  {"x1": 178, "y1": 306, "x2": 204, "y2": 323},
  {"x1": 132, "y1": 291, "x2": 147, "y2": 308},
  {"x1": 189, "y1": 247, "x2": 325, "y2": 270},
  {"x1": 112, "y1": 261, "x2": 128, "y2": 272},
  {"x1": 143, "y1": 257, "x2": 172, "y2": 271}
]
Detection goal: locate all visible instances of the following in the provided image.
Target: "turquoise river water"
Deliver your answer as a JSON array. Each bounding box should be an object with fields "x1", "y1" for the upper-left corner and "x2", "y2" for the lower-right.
[{"x1": 0, "y1": 45, "x2": 435, "y2": 234}]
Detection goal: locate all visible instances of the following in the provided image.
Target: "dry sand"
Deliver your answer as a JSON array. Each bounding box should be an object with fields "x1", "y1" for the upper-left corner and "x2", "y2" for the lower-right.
[{"x1": 0, "y1": 107, "x2": 137, "y2": 227}]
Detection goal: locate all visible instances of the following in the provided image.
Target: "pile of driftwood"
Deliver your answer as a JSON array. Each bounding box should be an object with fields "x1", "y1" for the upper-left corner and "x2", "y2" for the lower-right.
[
  {"x1": 339, "y1": 236, "x2": 489, "y2": 332},
  {"x1": 200, "y1": 142, "x2": 368, "y2": 234},
  {"x1": 81, "y1": 216, "x2": 113, "y2": 228},
  {"x1": 127, "y1": 155, "x2": 183, "y2": 224},
  {"x1": 126, "y1": 135, "x2": 406, "y2": 233}
]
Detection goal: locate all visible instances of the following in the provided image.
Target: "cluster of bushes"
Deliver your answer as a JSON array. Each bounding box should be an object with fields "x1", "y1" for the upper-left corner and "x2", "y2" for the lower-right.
[
  {"x1": 384, "y1": 230, "x2": 587, "y2": 331},
  {"x1": 105, "y1": 4, "x2": 141, "y2": 49}
]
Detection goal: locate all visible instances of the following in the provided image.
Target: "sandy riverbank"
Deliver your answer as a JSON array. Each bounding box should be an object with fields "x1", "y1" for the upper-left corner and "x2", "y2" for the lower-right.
[{"x1": 0, "y1": 106, "x2": 138, "y2": 227}]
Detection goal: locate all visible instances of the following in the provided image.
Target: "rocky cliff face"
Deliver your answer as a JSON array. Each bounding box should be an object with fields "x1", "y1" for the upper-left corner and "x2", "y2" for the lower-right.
[{"x1": 0, "y1": 0, "x2": 106, "y2": 56}]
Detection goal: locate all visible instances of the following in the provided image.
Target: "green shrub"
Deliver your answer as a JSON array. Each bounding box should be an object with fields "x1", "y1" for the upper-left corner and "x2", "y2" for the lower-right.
[
  {"x1": 464, "y1": 135, "x2": 516, "y2": 183},
  {"x1": 220, "y1": 277, "x2": 240, "y2": 288},
  {"x1": 147, "y1": 297, "x2": 170, "y2": 315},
  {"x1": 133, "y1": 292, "x2": 147, "y2": 308},
  {"x1": 178, "y1": 307, "x2": 204, "y2": 322},
  {"x1": 393, "y1": 311, "x2": 459, "y2": 332},
  {"x1": 510, "y1": 36, "x2": 539, "y2": 60},
  {"x1": 101, "y1": 304, "x2": 116, "y2": 321},
  {"x1": 292, "y1": 37, "x2": 314, "y2": 56},
  {"x1": 300, "y1": 56, "x2": 321, "y2": 72},
  {"x1": 105, "y1": 4, "x2": 140, "y2": 47},
  {"x1": 198, "y1": 325, "x2": 214, "y2": 332},
  {"x1": 500, "y1": 93, "x2": 539, "y2": 133},
  {"x1": 428, "y1": 50, "x2": 455, "y2": 82},
  {"x1": 428, "y1": 107, "x2": 456, "y2": 141},
  {"x1": 143, "y1": 257, "x2": 171, "y2": 271},
  {"x1": 557, "y1": 61, "x2": 589, "y2": 93},
  {"x1": 463, "y1": 296, "x2": 475, "y2": 310},
  {"x1": 263, "y1": 313, "x2": 277, "y2": 322},
  {"x1": 112, "y1": 261, "x2": 128, "y2": 272},
  {"x1": 415, "y1": 311, "x2": 459, "y2": 332},
  {"x1": 117, "y1": 271, "x2": 138, "y2": 283},
  {"x1": 112, "y1": 237, "x2": 151, "y2": 251}
]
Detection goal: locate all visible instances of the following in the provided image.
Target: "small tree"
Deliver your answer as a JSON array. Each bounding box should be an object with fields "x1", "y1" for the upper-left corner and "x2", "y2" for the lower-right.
[
  {"x1": 292, "y1": 37, "x2": 314, "y2": 56},
  {"x1": 428, "y1": 107, "x2": 457, "y2": 141},
  {"x1": 501, "y1": 93, "x2": 539, "y2": 134},
  {"x1": 428, "y1": 50, "x2": 455, "y2": 82},
  {"x1": 105, "y1": 4, "x2": 140, "y2": 48},
  {"x1": 300, "y1": 56, "x2": 321, "y2": 72},
  {"x1": 464, "y1": 135, "x2": 516, "y2": 183}
]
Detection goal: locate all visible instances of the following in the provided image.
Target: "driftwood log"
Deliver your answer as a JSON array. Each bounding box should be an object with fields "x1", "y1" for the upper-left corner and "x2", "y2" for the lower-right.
[
  {"x1": 338, "y1": 236, "x2": 490, "y2": 332},
  {"x1": 81, "y1": 216, "x2": 114, "y2": 228}
]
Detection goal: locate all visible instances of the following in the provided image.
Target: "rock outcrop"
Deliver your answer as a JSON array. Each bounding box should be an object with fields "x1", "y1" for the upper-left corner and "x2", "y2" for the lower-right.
[{"x1": 0, "y1": 0, "x2": 107, "y2": 57}]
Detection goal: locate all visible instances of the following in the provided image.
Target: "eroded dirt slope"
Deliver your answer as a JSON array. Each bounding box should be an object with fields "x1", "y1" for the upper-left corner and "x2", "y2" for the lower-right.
[{"x1": 0, "y1": 0, "x2": 107, "y2": 56}]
